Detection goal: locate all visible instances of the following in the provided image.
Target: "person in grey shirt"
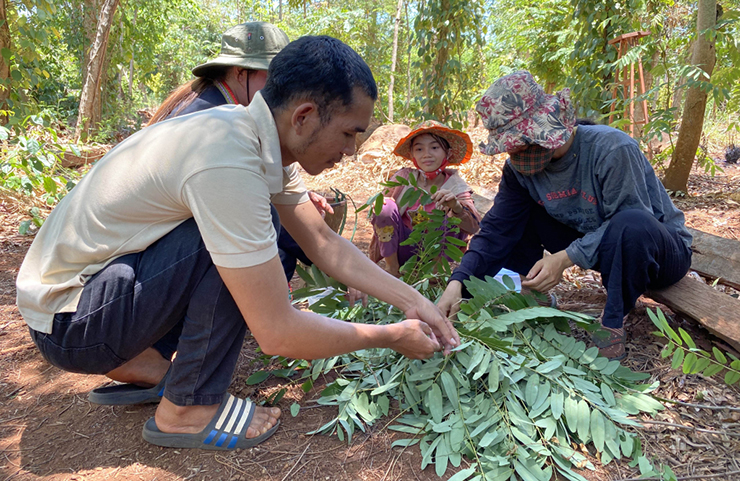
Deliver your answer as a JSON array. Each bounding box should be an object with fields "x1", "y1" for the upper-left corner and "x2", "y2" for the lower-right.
[{"x1": 438, "y1": 71, "x2": 692, "y2": 360}]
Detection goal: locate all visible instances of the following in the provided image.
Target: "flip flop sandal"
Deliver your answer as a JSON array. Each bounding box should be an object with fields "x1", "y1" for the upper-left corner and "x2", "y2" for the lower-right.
[
  {"x1": 88, "y1": 365, "x2": 171, "y2": 405},
  {"x1": 142, "y1": 393, "x2": 280, "y2": 450},
  {"x1": 591, "y1": 328, "x2": 627, "y2": 361}
]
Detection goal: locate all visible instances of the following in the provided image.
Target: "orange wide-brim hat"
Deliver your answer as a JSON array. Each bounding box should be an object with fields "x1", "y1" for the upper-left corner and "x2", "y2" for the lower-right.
[{"x1": 393, "y1": 120, "x2": 473, "y2": 165}]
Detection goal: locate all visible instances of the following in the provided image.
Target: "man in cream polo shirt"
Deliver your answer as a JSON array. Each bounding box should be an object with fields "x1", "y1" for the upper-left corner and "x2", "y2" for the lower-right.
[{"x1": 16, "y1": 36, "x2": 459, "y2": 451}]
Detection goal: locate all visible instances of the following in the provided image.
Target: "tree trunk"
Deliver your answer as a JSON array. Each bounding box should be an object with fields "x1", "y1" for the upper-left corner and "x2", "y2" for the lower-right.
[
  {"x1": 128, "y1": 7, "x2": 137, "y2": 100},
  {"x1": 427, "y1": 0, "x2": 450, "y2": 120},
  {"x1": 388, "y1": 0, "x2": 403, "y2": 122},
  {"x1": 0, "y1": 0, "x2": 10, "y2": 124},
  {"x1": 404, "y1": 0, "x2": 411, "y2": 113},
  {"x1": 663, "y1": 0, "x2": 717, "y2": 193},
  {"x1": 76, "y1": 0, "x2": 119, "y2": 142}
]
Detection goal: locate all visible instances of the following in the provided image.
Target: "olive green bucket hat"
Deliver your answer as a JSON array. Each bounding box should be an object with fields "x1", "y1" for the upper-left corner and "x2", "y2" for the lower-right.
[{"x1": 192, "y1": 22, "x2": 289, "y2": 77}]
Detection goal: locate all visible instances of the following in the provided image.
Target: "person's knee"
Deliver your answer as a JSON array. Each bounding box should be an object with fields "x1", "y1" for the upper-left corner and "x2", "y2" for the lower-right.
[
  {"x1": 372, "y1": 198, "x2": 400, "y2": 223},
  {"x1": 606, "y1": 210, "x2": 661, "y2": 240}
]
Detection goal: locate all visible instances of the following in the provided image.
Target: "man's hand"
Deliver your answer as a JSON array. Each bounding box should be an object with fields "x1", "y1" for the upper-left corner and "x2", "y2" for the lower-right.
[
  {"x1": 308, "y1": 191, "x2": 334, "y2": 216},
  {"x1": 387, "y1": 320, "x2": 441, "y2": 359},
  {"x1": 403, "y1": 297, "x2": 459, "y2": 355},
  {"x1": 438, "y1": 280, "x2": 463, "y2": 319},
  {"x1": 521, "y1": 250, "x2": 573, "y2": 292},
  {"x1": 430, "y1": 189, "x2": 462, "y2": 215}
]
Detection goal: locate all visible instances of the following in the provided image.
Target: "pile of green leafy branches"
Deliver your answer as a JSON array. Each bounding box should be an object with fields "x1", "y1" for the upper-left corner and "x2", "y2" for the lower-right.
[
  {"x1": 292, "y1": 268, "x2": 666, "y2": 481},
  {"x1": 287, "y1": 182, "x2": 670, "y2": 480}
]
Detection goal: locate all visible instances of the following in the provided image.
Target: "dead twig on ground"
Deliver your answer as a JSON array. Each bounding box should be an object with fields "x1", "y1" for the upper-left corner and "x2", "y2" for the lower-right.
[
  {"x1": 640, "y1": 420, "x2": 740, "y2": 437},
  {"x1": 616, "y1": 469, "x2": 740, "y2": 480},
  {"x1": 280, "y1": 443, "x2": 310, "y2": 481}
]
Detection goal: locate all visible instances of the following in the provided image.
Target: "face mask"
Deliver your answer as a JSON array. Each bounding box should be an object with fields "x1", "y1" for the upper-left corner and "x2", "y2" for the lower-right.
[{"x1": 509, "y1": 144, "x2": 554, "y2": 175}]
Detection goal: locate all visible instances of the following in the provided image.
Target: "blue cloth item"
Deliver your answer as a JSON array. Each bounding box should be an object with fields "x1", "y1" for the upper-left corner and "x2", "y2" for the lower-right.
[
  {"x1": 28, "y1": 218, "x2": 251, "y2": 406},
  {"x1": 493, "y1": 268, "x2": 521, "y2": 292}
]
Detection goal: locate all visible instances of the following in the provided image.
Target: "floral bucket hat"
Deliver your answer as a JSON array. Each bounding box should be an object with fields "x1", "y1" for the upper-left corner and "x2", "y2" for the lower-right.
[
  {"x1": 476, "y1": 71, "x2": 575, "y2": 173},
  {"x1": 393, "y1": 120, "x2": 473, "y2": 165}
]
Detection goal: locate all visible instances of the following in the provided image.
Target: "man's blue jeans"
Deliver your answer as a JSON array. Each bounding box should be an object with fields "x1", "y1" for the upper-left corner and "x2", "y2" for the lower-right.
[
  {"x1": 28, "y1": 216, "x2": 271, "y2": 407},
  {"x1": 496, "y1": 208, "x2": 692, "y2": 329}
]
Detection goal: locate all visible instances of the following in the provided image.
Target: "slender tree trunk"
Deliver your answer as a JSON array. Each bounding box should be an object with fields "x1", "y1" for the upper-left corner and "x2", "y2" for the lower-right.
[
  {"x1": 279, "y1": 0, "x2": 283, "y2": 21},
  {"x1": 405, "y1": 1, "x2": 411, "y2": 113},
  {"x1": 129, "y1": 7, "x2": 137, "y2": 100},
  {"x1": 429, "y1": 0, "x2": 450, "y2": 120},
  {"x1": 0, "y1": 0, "x2": 11, "y2": 124},
  {"x1": 663, "y1": 0, "x2": 717, "y2": 193},
  {"x1": 388, "y1": 0, "x2": 403, "y2": 122},
  {"x1": 76, "y1": 0, "x2": 120, "y2": 141}
]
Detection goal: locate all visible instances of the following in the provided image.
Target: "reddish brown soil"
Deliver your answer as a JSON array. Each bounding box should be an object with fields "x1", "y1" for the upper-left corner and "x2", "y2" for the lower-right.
[{"x1": 1, "y1": 148, "x2": 739, "y2": 481}]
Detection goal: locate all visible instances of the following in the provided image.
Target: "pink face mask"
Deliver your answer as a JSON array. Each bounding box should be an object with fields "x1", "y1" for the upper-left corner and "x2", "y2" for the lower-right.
[{"x1": 412, "y1": 157, "x2": 449, "y2": 180}]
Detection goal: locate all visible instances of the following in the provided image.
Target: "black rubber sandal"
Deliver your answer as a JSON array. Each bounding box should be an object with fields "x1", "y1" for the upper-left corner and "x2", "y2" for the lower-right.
[{"x1": 88, "y1": 365, "x2": 171, "y2": 405}]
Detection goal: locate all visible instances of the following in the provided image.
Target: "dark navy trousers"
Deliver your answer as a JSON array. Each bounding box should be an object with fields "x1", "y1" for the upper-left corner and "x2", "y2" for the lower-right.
[
  {"x1": 489, "y1": 208, "x2": 692, "y2": 328},
  {"x1": 29, "y1": 212, "x2": 282, "y2": 406}
]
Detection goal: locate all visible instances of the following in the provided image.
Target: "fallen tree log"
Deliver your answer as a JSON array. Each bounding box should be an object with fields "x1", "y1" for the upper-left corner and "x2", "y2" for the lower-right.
[{"x1": 686, "y1": 227, "x2": 740, "y2": 290}]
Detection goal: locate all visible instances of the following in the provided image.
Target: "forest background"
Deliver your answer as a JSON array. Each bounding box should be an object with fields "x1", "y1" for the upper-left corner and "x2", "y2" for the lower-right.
[{"x1": 0, "y1": 0, "x2": 739, "y2": 209}]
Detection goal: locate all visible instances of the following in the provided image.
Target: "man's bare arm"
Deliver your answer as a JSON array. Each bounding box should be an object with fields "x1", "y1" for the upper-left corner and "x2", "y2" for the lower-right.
[
  {"x1": 217, "y1": 256, "x2": 440, "y2": 360},
  {"x1": 275, "y1": 201, "x2": 460, "y2": 353}
]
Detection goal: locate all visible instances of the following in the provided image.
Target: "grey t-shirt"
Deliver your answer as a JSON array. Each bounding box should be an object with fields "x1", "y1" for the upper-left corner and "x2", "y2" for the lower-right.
[{"x1": 511, "y1": 125, "x2": 692, "y2": 268}]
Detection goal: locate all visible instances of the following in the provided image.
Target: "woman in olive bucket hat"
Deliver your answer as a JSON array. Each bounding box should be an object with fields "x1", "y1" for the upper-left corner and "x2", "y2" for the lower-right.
[
  {"x1": 147, "y1": 22, "x2": 333, "y2": 283},
  {"x1": 369, "y1": 120, "x2": 482, "y2": 277},
  {"x1": 149, "y1": 22, "x2": 289, "y2": 123},
  {"x1": 438, "y1": 71, "x2": 692, "y2": 360}
]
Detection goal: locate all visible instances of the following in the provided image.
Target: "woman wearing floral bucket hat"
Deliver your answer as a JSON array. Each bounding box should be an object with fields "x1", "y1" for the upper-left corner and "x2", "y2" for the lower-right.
[
  {"x1": 369, "y1": 120, "x2": 482, "y2": 277},
  {"x1": 438, "y1": 71, "x2": 692, "y2": 360}
]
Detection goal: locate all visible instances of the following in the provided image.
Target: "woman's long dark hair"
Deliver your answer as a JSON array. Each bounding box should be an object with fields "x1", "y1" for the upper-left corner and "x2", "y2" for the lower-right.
[{"x1": 147, "y1": 66, "x2": 229, "y2": 126}]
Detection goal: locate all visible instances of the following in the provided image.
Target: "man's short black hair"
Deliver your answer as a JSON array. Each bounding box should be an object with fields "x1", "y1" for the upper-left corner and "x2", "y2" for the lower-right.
[{"x1": 261, "y1": 35, "x2": 377, "y2": 123}]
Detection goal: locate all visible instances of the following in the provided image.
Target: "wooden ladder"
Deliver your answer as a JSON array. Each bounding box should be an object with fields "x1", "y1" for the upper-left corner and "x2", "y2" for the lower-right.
[{"x1": 608, "y1": 31, "x2": 651, "y2": 139}]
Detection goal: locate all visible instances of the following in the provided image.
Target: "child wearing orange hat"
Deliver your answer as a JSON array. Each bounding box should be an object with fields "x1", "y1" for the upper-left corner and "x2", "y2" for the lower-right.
[{"x1": 369, "y1": 121, "x2": 482, "y2": 277}]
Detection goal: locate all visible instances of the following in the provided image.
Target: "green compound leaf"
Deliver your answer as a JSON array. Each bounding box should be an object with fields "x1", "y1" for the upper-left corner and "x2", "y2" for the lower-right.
[
  {"x1": 703, "y1": 363, "x2": 725, "y2": 378},
  {"x1": 550, "y1": 390, "x2": 564, "y2": 420},
  {"x1": 245, "y1": 370, "x2": 270, "y2": 385},
  {"x1": 682, "y1": 352, "x2": 697, "y2": 374},
  {"x1": 590, "y1": 409, "x2": 606, "y2": 452},
  {"x1": 440, "y1": 371, "x2": 459, "y2": 408},
  {"x1": 671, "y1": 348, "x2": 685, "y2": 370},
  {"x1": 447, "y1": 467, "x2": 476, "y2": 481},
  {"x1": 713, "y1": 347, "x2": 728, "y2": 364},
  {"x1": 577, "y1": 400, "x2": 591, "y2": 442},
  {"x1": 678, "y1": 328, "x2": 696, "y2": 349},
  {"x1": 427, "y1": 383, "x2": 444, "y2": 423}
]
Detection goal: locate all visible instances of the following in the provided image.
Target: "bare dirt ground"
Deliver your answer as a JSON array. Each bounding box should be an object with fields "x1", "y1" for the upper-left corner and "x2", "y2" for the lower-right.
[{"x1": 1, "y1": 127, "x2": 739, "y2": 481}]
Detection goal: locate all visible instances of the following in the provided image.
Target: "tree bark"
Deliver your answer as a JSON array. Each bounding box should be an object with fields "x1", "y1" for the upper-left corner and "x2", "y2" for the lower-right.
[
  {"x1": 76, "y1": 0, "x2": 120, "y2": 142},
  {"x1": 663, "y1": 0, "x2": 717, "y2": 193},
  {"x1": 0, "y1": 0, "x2": 10, "y2": 124},
  {"x1": 388, "y1": 0, "x2": 403, "y2": 122},
  {"x1": 428, "y1": 0, "x2": 450, "y2": 120},
  {"x1": 404, "y1": 0, "x2": 411, "y2": 113}
]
